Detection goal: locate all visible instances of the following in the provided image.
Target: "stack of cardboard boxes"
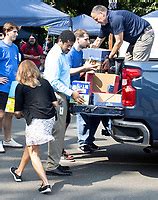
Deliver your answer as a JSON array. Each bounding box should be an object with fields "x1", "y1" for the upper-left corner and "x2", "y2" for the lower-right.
[{"x1": 71, "y1": 48, "x2": 122, "y2": 107}]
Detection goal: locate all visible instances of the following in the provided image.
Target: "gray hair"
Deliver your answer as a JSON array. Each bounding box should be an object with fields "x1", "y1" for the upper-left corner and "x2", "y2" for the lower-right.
[{"x1": 91, "y1": 5, "x2": 107, "y2": 14}]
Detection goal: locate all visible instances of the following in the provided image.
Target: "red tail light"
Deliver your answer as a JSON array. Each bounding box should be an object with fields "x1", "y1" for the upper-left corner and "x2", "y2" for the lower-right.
[{"x1": 122, "y1": 68, "x2": 142, "y2": 107}]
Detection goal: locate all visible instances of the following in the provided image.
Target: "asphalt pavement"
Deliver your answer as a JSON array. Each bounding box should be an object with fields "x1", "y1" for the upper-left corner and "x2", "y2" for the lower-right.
[{"x1": 1, "y1": 116, "x2": 158, "y2": 200}]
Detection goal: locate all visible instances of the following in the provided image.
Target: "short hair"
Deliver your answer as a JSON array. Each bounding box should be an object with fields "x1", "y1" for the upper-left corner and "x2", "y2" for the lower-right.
[
  {"x1": 16, "y1": 60, "x2": 41, "y2": 88},
  {"x1": 91, "y1": 5, "x2": 107, "y2": 14},
  {"x1": 74, "y1": 29, "x2": 89, "y2": 38},
  {"x1": 58, "y1": 30, "x2": 75, "y2": 43},
  {"x1": 3, "y1": 22, "x2": 20, "y2": 36}
]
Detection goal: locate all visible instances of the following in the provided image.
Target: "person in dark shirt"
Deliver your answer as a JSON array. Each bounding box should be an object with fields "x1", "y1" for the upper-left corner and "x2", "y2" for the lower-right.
[
  {"x1": 91, "y1": 5, "x2": 155, "y2": 69},
  {"x1": 10, "y1": 60, "x2": 58, "y2": 194},
  {"x1": 20, "y1": 34, "x2": 43, "y2": 68}
]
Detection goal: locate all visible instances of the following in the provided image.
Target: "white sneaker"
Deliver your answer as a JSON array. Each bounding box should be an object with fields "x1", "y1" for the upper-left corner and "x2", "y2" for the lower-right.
[
  {"x1": 0, "y1": 141, "x2": 5, "y2": 153},
  {"x1": 3, "y1": 138, "x2": 23, "y2": 148}
]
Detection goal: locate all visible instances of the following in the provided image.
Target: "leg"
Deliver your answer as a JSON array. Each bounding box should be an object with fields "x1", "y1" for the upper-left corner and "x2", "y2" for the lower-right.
[
  {"x1": 15, "y1": 146, "x2": 30, "y2": 176},
  {"x1": 47, "y1": 93, "x2": 68, "y2": 170},
  {"x1": 77, "y1": 114, "x2": 100, "y2": 152},
  {"x1": 0, "y1": 110, "x2": 4, "y2": 128},
  {"x1": 61, "y1": 105, "x2": 74, "y2": 161},
  {"x1": 61, "y1": 103, "x2": 75, "y2": 162},
  {"x1": 27, "y1": 145, "x2": 49, "y2": 186},
  {"x1": 10, "y1": 146, "x2": 30, "y2": 182},
  {"x1": 101, "y1": 117, "x2": 109, "y2": 129},
  {"x1": 3, "y1": 112, "x2": 13, "y2": 141},
  {"x1": 0, "y1": 110, "x2": 5, "y2": 153},
  {"x1": 77, "y1": 113, "x2": 89, "y2": 146},
  {"x1": 78, "y1": 114, "x2": 100, "y2": 145},
  {"x1": 0, "y1": 91, "x2": 8, "y2": 153},
  {"x1": 3, "y1": 112, "x2": 23, "y2": 148},
  {"x1": 0, "y1": 92, "x2": 8, "y2": 129},
  {"x1": 85, "y1": 115, "x2": 101, "y2": 145},
  {"x1": 101, "y1": 117, "x2": 111, "y2": 136},
  {"x1": 11, "y1": 145, "x2": 51, "y2": 193},
  {"x1": 133, "y1": 29, "x2": 154, "y2": 61},
  {"x1": 65, "y1": 100, "x2": 71, "y2": 129}
]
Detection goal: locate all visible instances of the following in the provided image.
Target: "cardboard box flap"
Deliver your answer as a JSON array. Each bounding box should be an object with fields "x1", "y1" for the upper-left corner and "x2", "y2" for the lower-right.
[{"x1": 93, "y1": 93, "x2": 122, "y2": 107}]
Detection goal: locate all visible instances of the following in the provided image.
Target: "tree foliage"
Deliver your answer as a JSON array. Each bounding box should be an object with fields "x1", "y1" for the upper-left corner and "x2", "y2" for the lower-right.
[
  {"x1": 44, "y1": 0, "x2": 158, "y2": 16},
  {"x1": 44, "y1": 0, "x2": 109, "y2": 16},
  {"x1": 117, "y1": 1, "x2": 158, "y2": 16}
]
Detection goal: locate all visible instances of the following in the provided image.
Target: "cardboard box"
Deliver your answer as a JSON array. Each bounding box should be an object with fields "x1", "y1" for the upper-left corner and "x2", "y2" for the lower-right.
[
  {"x1": 70, "y1": 81, "x2": 90, "y2": 105},
  {"x1": 93, "y1": 93, "x2": 122, "y2": 107},
  {"x1": 85, "y1": 72, "x2": 120, "y2": 94},
  {"x1": 83, "y1": 48, "x2": 111, "y2": 62},
  {"x1": 5, "y1": 98, "x2": 15, "y2": 113}
]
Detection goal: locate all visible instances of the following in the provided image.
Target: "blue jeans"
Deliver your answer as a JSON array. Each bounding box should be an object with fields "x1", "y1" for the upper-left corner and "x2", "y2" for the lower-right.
[{"x1": 77, "y1": 113, "x2": 109, "y2": 146}]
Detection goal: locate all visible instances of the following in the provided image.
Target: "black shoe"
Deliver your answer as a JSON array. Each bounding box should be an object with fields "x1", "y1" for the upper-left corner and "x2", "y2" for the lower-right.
[
  {"x1": 46, "y1": 166, "x2": 72, "y2": 176},
  {"x1": 101, "y1": 127, "x2": 112, "y2": 136},
  {"x1": 78, "y1": 145, "x2": 93, "y2": 153},
  {"x1": 58, "y1": 164, "x2": 70, "y2": 171},
  {"x1": 89, "y1": 143, "x2": 100, "y2": 150},
  {"x1": 38, "y1": 184, "x2": 51, "y2": 194},
  {"x1": 10, "y1": 167, "x2": 22, "y2": 182}
]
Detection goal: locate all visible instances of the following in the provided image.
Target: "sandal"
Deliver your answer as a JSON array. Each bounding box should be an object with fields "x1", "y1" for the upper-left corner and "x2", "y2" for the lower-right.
[{"x1": 61, "y1": 150, "x2": 75, "y2": 162}]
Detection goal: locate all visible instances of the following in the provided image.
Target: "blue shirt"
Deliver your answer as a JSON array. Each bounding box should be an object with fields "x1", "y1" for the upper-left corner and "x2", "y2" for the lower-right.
[
  {"x1": 0, "y1": 40, "x2": 19, "y2": 93},
  {"x1": 44, "y1": 43, "x2": 73, "y2": 97},
  {"x1": 67, "y1": 46, "x2": 84, "y2": 84},
  {"x1": 99, "y1": 10, "x2": 150, "y2": 44}
]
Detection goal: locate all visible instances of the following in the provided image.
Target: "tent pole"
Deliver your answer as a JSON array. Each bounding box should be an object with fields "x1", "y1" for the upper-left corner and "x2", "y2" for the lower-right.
[
  {"x1": 70, "y1": 18, "x2": 73, "y2": 31},
  {"x1": 108, "y1": 0, "x2": 117, "y2": 50}
]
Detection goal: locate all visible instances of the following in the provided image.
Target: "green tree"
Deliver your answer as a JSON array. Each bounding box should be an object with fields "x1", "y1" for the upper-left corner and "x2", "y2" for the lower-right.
[
  {"x1": 44, "y1": 0, "x2": 109, "y2": 16},
  {"x1": 44, "y1": 0, "x2": 158, "y2": 16},
  {"x1": 118, "y1": 0, "x2": 158, "y2": 16}
]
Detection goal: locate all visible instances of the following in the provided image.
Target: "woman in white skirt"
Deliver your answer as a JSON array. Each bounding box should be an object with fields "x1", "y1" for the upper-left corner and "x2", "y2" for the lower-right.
[{"x1": 10, "y1": 60, "x2": 58, "y2": 194}]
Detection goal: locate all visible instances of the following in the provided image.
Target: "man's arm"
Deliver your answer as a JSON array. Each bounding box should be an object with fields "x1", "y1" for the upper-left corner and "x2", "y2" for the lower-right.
[
  {"x1": 90, "y1": 37, "x2": 105, "y2": 48},
  {"x1": 70, "y1": 65, "x2": 86, "y2": 75},
  {"x1": 70, "y1": 62, "x2": 99, "y2": 75},
  {"x1": 101, "y1": 32, "x2": 123, "y2": 70},
  {"x1": 23, "y1": 53, "x2": 41, "y2": 61},
  {"x1": 108, "y1": 32, "x2": 123, "y2": 59}
]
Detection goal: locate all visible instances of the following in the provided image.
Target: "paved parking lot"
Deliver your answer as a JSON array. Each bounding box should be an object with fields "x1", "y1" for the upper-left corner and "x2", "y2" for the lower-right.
[{"x1": 1, "y1": 116, "x2": 158, "y2": 200}]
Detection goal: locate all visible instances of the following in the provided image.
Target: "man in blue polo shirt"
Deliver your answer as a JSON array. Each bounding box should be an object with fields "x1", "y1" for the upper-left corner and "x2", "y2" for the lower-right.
[{"x1": 91, "y1": 5, "x2": 154, "y2": 69}]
